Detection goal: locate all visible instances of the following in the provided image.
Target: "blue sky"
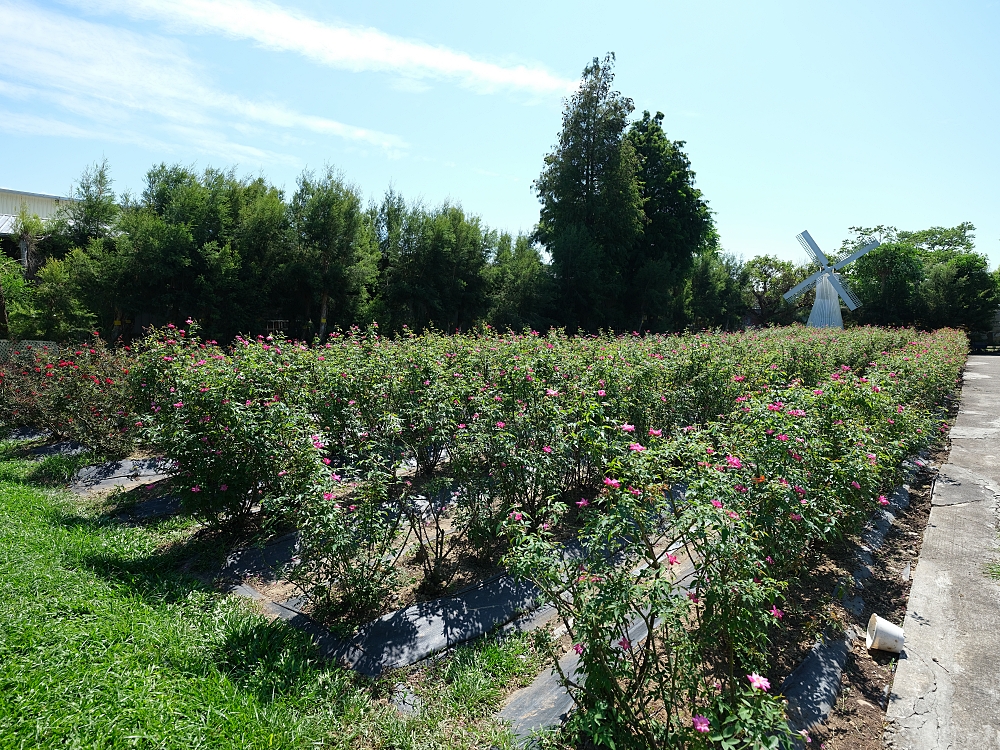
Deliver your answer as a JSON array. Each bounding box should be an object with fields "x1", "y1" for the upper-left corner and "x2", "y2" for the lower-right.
[{"x1": 2, "y1": 0, "x2": 998, "y2": 268}]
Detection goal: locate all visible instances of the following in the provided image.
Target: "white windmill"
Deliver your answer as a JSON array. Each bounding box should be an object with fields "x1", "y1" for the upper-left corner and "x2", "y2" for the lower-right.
[{"x1": 782, "y1": 231, "x2": 880, "y2": 328}]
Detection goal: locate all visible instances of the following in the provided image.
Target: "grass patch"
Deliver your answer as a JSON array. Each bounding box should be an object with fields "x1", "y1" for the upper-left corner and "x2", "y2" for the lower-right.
[
  {"x1": 986, "y1": 561, "x2": 1000, "y2": 581},
  {"x1": 0, "y1": 440, "x2": 104, "y2": 485},
  {"x1": 27, "y1": 450, "x2": 105, "y2": 484},
  {"x1": 0, "y1": 454, "x2": 527, "y2": 749}
]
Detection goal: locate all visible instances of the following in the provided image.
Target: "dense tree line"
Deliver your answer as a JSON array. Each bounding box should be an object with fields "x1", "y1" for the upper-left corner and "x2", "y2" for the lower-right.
[
  {"x1": 0, "y1": 162, "x2": 552, "y2": 343},
  {"x1": 1, "y1": 55, "x2": 997, "y2": 343},
  {"x1": 841, "y1": 223, "x2": 999, "y2": 330}
]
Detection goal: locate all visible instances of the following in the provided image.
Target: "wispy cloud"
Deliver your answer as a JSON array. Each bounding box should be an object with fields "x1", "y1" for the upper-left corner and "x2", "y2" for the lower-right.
[
  {"x1": 76, "y1": 0, "x2": 577, "y2": 96},
  {"x1": 0, "y1": 109, "x2": 124, "y2": 141},
  {"x1": 0, "y1": 1, "x2": 405, "y2": 163}
]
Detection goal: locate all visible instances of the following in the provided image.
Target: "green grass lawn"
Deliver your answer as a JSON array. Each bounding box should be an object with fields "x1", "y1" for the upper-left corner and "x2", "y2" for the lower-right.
[{"x1": 0, "y1": 445, "x2": 543, "y2": 749}]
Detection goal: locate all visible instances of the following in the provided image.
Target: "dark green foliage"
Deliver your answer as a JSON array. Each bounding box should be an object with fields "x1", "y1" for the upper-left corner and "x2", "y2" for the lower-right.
[
  {"x1": 290, "y1": 168, "x2": 376, "y2": 339},
  {"x1": 741, "y1": 255, "x2": 811, "y2": 326},
  {"x1": 847, "y1": 241, "x2": 924, "y2": 326},
  {"x1": 485, "y1": 233, "x2": 554, "y2": 331},
  {"x1": 534, "y1": 57, "x2": 716, "y2": 333},
  {"x1": 919, "y1": 252, "x2": 999, "y2": 330},
  {"x1": 15, "y1": 109, "x2": 996, "y2": 341},
  {"x1": 685, "y1": 247, "x2": 746, "y2": 330},
  {"x1": 625, "y1": 111, "x2": 714, "y2": 331},
  {"x1": 46, "y1": 158, "x2": 120, "y2": 256},
  {"x1": 842, "y1": 223, "x2": 1000, "y2": 331},
  {"x1": 370, "y1": 191, "x2": 491, "y2": 333},
  {"x1": 9, "y1": 257, "x2": 95, "y2": 341},
  {"x1": 0, "y1": 255, "x2": 29, "y2": 339},
  {"x1": 534, "y1": 54, "x2": 644, "y2": 332}
]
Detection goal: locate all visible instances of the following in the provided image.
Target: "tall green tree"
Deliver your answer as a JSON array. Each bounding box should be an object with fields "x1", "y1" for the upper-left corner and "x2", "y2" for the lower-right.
[
  {"x1": 842, "y1": 230, "x2": 924, "y2": 326},
  {"x1": 48, "y1": 158, "x2": 120, "y2": 257},
  {"x1": 534, "y1": 54, "x2": 643, "y2": 331},
  {"x1": 899, "y1": 222, "x2": 976, "y2": 255},
  {"x1": 624, "y1": 111, "x2": 714, "y2": 331},
  {"x1": 226, "y1": 178, "x2": 294, "y2": 337},
  {"x1": 0, "y1": 256, "x2": 28, "y2": 339},
  {"x1": 842, "y1": 223, "x2": 998, "y2": 330},
  {"x1": 485, "y1": 233, "x2": 554, "y2": 331},
  {"x1": 918, "y1": 249, "x2": 998, "y2": 330},
  {"x1": 370, "y1": 193, "x2": 490, "y2": 333},
  {"x1": 66, "y1": 164, "x2": 290, "y2": 342},
  {"x1": 9, "y1": 257, "x2": 95, "y2": 342},
  {"x1": 290, "y1": 168, "x2": 376, "y2": 339}
]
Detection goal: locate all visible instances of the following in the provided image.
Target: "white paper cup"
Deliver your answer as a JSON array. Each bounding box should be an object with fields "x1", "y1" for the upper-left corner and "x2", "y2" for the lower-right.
[{"x1": 866, "y1": 613, "x2": 905, "y2": 653}]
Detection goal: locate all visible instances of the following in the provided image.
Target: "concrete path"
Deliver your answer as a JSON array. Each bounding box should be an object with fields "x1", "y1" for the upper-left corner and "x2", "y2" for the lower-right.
[{"x1": 885, "y1": 354, "x2": 1000, "y2": 750}]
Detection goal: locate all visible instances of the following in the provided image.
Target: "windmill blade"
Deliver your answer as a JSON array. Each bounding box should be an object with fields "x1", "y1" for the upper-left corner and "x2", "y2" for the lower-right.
[
  {"x1": 797, "y1": 230, "x2": 829, "y2": 267},
  {"x1": 832, "y1": 240, "x2": 881, "y2": 271},
  {"x1": 782, "y1": 268, "x2": 824, "y2": 302},
  {"x1": 828, "y1": 273, "x2": 862, "y2": 311}
]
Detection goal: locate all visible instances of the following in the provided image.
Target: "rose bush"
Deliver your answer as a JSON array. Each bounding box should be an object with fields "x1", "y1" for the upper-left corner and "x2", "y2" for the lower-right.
[
  {"x1": 132, "y1": 324, "x2": 326, "y2": 523},
  {"x1": 0, "y1": 335, "x2": 137, "y2": 456},
  {"x1": 503, "y1": 328, "x2": 964, "y2": 748},
  {"x1": 120, "y1": 323, "x2": 964, "y2": 745}
]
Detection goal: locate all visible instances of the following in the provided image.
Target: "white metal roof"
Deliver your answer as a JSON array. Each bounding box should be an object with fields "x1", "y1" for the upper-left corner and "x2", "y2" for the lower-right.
[
  {"x1": 0, "y1": 187, "x2": 69, "y2": 201},
  {"x1": 0, "y1": 187, "x2": 72, "y2": 236}
]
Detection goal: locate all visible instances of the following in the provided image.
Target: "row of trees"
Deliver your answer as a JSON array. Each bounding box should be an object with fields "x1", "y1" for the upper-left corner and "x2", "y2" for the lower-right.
[
  {"x1": 0, "y1": 162, "x2": 557, "y2": 343},
  {"x1": 1, "y1": 55, "x2": 997, "y2": 343}
]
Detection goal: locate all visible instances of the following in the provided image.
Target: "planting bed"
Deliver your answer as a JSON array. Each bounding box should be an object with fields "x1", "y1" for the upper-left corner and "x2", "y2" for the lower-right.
[
  {"x1": 0, "y1": 325, "x2": 966, "y2": 749},
  {"x1": 766, "y1": 451, "x2": 941, "y2": 748}
]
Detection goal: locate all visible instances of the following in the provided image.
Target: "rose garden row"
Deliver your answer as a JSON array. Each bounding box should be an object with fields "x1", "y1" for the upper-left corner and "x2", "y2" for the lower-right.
[{"x1": 0, "y1": 325, "x2": 965, "y2": 747}]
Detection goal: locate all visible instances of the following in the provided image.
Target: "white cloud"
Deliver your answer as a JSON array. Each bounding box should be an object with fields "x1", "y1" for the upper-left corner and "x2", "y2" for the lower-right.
[
  {"x1": 0, "y1": 109, "x2": 121, "y2": 141},
  {"x1": 76, "y1": 0, "x2": 577, "y2": 96},
  {"x1": 0, "y1": 1, "x2": 405, "y2": 162}
]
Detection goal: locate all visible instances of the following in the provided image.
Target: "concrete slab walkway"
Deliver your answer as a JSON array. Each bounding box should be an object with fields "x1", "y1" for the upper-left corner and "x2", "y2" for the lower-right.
[{"x1": 885, "y1": 354, "x2": 1000, "y2": 750}]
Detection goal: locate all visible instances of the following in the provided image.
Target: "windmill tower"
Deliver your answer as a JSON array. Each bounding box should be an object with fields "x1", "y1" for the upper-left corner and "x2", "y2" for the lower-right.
[{"x1": 783, "y1": 230, "x2": 880, "y2": 328}]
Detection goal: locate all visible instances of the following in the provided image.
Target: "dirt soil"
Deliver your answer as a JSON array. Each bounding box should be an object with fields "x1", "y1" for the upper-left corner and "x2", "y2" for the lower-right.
[{"x1": 765, "y1": 444, "x2": 946, "y2": 749}]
